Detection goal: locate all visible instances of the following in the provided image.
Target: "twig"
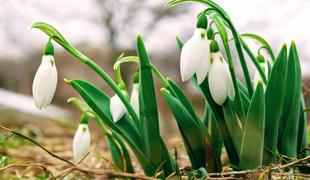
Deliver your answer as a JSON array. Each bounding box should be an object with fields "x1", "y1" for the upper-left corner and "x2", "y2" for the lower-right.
[
  {"x1": 72, "y1": 167, "x2": 156, "y2": 180},
  {"x1": 0, "y1": 125, "x2": 75, "y2": 166},
  {"x1": 0, "y1": 163, "x2": 54, "y2": 178},
  {"x1": 276, "y1": 155, "x2": 310, "y2": 169},
  {"x1": 54, "y1": 152, "x2": 91, "y2": 179}
]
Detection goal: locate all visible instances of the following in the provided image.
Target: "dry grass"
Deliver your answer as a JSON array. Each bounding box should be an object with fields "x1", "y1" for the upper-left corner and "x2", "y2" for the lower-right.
[{"x1": 0, "y1": 119, "x2": 309, "y2": 179}]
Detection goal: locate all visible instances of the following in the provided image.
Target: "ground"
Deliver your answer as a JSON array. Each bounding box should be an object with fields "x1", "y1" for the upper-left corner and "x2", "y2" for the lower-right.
[{"x1": 0, "y1": 119, "x2": 309, "y2": 179}]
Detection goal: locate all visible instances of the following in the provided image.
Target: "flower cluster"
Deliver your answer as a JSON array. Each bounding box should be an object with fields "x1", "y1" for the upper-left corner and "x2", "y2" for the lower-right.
[{"x1": 180, "y1": 14, "x2": 234, "y2": 105}]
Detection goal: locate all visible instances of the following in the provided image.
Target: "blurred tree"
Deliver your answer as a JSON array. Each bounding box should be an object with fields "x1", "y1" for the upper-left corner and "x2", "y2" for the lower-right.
[{"x1": 93, "y1": 0, "x2": 187, "y2": 50}]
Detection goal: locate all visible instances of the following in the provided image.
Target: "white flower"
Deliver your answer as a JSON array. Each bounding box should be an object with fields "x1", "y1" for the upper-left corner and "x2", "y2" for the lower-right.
[
  {"x1": 72, "y1": 124, "x2": 91, "y2": 162},
  {"x1": 110, "y1": 91, "x2": 126, "y2": 122},
  {"x1": 32, "y1": 55, "x2": 57, "y2": 109},
  {"x1": 130, "y1": 83, "x2": 139, "y2": 116},
  {"x1": 253, "y1": 62, "x2": 268, "y2": 90},
  {"x1": 180, "y1": 28, "x2": 211, "y2": 84},
  {"x1": 208, "y1": 52, "x2": 235, "y2": 105}
]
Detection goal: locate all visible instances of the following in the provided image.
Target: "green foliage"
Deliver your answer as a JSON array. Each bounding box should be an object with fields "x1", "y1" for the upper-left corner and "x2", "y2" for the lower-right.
[
  {"x1": 240, "y1": 82, "x2": 265, "y2": 169},
  {"x1": 31, "y1": 0, "x2": 308, "y2": 177},
  {"x1": 263, "y1": 45, "x2": 288, "y2": 165},
  {"x1": 137, "y1": 36, "x2": 162, "y2": 173}
]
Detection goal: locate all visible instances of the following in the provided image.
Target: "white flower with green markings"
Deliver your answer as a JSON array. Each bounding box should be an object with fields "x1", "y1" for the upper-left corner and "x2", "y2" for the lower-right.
[
  {"x1": 180, "y1": 14, "x2": 211, "y2": 84},
  {"x1": 32, "y1": 40, "x2": 57, "y2": 109},
  {"x1": 208, "y1": 40, "x2": 235, "y2": 105},
  {"x1": 72, "y1": 122, "x2": 91, "y2": 162}
]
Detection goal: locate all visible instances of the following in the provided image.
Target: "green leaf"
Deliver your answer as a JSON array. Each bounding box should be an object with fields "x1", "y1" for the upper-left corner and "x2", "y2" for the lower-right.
[
  {"x1": 203, "y1": 108, "x2": 223, "y2": 172},
  {"x1": 111, "y1": 131, "x2": 135, "y2": 173},
  {"x1": 106, "y1": 133, "x2": 124, "y2": 171},
  {"x1": 198, "y1": 78, "x2": 239, "y2": 166},
  {"x1": 263, "y1": 44, "x2": 288, "y2": 165},
  {"x1": 159, "y1": 138, "x2": 176, "y2": 176},
  {"x1": 161, "y1": 88, "x2": 206, "y2": 170},
  {"x1": 240, "y1": 82, "x2": 265, "y2": 170},
  {"x1": 241, "y1": 33, "x2": 275, "y2": 62},
  {"x1": 69, "y1": 79, "x2": 154, "y2": 174},
  {"x1": 222, "y1": 101, "x2": 242, "y2": 156},
  {"x1": 278, "y1": 41, "x2": 302, "y2": 158},
  {"x1": 167, "y1": 78, "x2": 207, "y2": 135},
  {"x1": 137, "y1": 36, "x2": 162, "y2": 174}
]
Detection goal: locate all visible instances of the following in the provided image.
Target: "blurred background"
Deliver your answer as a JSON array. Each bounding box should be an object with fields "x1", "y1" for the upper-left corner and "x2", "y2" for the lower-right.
[{"x1": 0, "y1": 0, "x2": 310, "y2": 136}]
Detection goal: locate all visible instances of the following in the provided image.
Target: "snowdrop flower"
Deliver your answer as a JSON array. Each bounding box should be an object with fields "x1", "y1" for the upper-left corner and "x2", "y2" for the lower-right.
[
  {"x1": 72, "y1": 115, "x2": 91, "y2": 162},
  {"x1": 253, "y1": 55, "x2": 268, "y2": 90},
  {"x1": 208, "y1": 40, "x2": 235, "y2": 105},
  {"x1": 130, "y1": 83, "x2": 139, "y2": 116},
  {"x1": 32, "y1": 40, "x2": 57, "y2": 109},
  {"x1": 180, "y1": 14, "x2": 211, "y2": 84},
  {"x1": 110, "y1": 90, "x2": 126, "y2": 123}
]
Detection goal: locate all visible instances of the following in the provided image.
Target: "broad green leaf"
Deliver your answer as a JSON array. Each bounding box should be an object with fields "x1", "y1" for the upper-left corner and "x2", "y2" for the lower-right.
[
  {"x1": 137, "y1": 36, "x2": 162, "y2": 174},
  {"x1": 263, "y1": 44, "x2": 288, "y2": 165},
  {"x1": 222, "y1": 101, "x2": 242, "y2": 155},
  {"x1": 111, "y1": 131, "x2": 135, "y2": 173},
  {"x1": 159, "y1": 138, "x2": 176, "y2": 176},
  {"x1": 297, "y1": 98, "x2": 310, "y2": 173},
  {"x1": 167, "y1": 79, "x2": 208, "y2": 135},
  {"x1": 69, "y1": 79, "x2": 154, "y2": 174},
  {"x1": 278, "y1": 42, "x2": 302, "y2": 158},
  {"x1": 167, "y1": 80, "x2": 221, "y2": 172},
  {"x1": 161, "y1": 88, "x2": 207, "y2": 170},
  {"x1": 240, "y1": 82, "x2": 265, "y2": 170},
  {"x1": 198, "y1": 78, "x2": 239, "y2": 166},
  {"x1": 203, "y1": 107, "x2": 222, "y2": 172},
  {"x1": 106, "y1": 133, "x2": 124, "y2": 171}
]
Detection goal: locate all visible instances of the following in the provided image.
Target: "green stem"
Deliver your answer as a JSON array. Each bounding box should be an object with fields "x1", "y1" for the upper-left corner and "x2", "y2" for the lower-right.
[
  {"x1": 114, "y1": 56, "x2": 169, "y2": 87},
  {"x1": 58, "y1": 43, "x2": 140, "y2": 127},
  {"x1": 150, "y1": 64, "x2": 169, "y2": 87},
  {"x1": 241, "y1": 38, "x2": 267, "y2": 84}
]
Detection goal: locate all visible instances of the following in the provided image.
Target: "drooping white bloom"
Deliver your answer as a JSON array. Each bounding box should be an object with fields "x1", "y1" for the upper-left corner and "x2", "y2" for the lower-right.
[
  {"x1": 180, "y1": 28, "x2": 211, "y2": 84},
  {"x1": 130, "y1": 83, "x2": 139, "y2": 116},
  {"x1": 32, "y1": 55, "x2": 57, "y2": 109},
  {"x1": 110, "y1": 91, "x2": 126, "y2": 122},
  {"x1": 72, "y1": 124, "x2": 91, "y2": 162},
  {"x1": 253, "y1": 62, "x2": 268, "y2": 90},
  {"x1": 208, "y1": 52, "x2": 235, "y2": 105}
]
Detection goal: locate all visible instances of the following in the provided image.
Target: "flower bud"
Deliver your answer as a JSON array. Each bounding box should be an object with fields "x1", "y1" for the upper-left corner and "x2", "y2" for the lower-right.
[
  {"x1": 72, "y1": 115, "x2": 91, "y2": 162},
  {"x1": 196, "y1": 14, "x2": 208, "y2": 29}
]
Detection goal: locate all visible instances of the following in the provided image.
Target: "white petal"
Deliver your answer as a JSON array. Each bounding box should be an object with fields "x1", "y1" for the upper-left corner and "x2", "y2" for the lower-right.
[
  {"x1": 130, "y1": 84, "x2": 139, "y2": 116},
  {"x1": 253, "y1": 70, "x2": 261, "y2": 90},
  {"x1": 110, "y1": 92, "x2": 126, "y2": 122},
  {"x1": 180, "y1": 28, "x2": 207, "y2": 82},
  {"x1": 208, "y1": 54, "x2": 228, "y2": 105},
  {"x1": 73, "y1": 124, "x2": 91, "y2": 162},
  {"x1": 196, "y1": 39, "x2": 211, "y2": 84},
  {"x1": 223, "y1": 60, "x2": 235, "y2": 100},
  {"x1": 32, "y1": 55, "x2": 57, "y2": 109}
]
